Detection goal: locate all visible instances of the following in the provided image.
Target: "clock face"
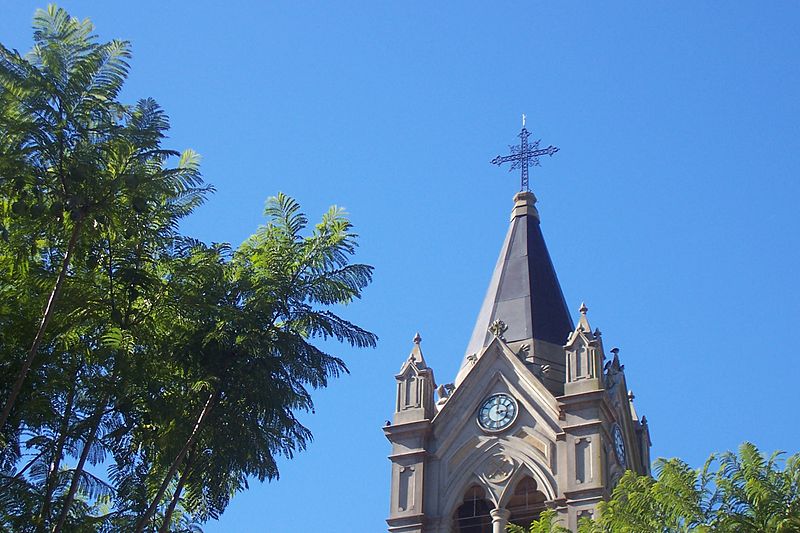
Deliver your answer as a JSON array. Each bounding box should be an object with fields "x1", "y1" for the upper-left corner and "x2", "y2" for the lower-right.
[
  {"x1": 613, "y1": 424, "x2": 627, "y2": 468},
  {"x1": 477, "y1": 394, "x2": 518, "y2": 432}
]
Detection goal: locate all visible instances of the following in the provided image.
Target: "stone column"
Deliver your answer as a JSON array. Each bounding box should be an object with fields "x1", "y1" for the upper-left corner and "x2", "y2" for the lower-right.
[{"x1": 490, "y1": 508, "x2": 511, "y2": 533}]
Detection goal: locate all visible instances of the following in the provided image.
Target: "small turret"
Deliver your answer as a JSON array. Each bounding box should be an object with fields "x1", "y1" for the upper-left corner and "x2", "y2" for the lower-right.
[
  {"x1": 394, "y1": 333, "x2": 436, "y2": 425},
  {"x1": 564, "y1": 303, "x2": 606, "y2": 394},
  {"x1": 385, "y1": 334, "x2": 435, "y2": 532}
]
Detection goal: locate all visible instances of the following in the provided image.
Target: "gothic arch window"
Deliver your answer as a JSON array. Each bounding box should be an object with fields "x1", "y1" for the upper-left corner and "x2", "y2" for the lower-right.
[
  {"x1": 452, "y1": 485, "x2": 491, "y2": 533},
  {"x1": 507, "y1": 476, "x2": 547, "y2": 528}
]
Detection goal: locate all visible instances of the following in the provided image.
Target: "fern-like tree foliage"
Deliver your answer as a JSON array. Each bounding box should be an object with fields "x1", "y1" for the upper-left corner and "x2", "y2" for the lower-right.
[
  {"x1": 0, "y1": 3, "x2": 210, "y2": 429},
  {"x1": 508, "y1": 509, "x2": 571, "y2": 533},
  {"x1": 132, "y1": 195, "x2": 377, "y2": 532},
  {"x1": 511, "y1": 443, "x2": 800, "y2": 533},
  {"x1": 1, "y1": 6, "x2": 375, "y2": 532}
]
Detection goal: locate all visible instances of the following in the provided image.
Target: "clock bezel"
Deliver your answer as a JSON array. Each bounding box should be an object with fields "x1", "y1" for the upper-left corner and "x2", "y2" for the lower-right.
[{"x1": 476, "y1": 393, "x2": 519, "y2": 433}]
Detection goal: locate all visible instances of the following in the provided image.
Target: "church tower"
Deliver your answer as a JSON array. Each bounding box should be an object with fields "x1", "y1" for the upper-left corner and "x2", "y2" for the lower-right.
[{"x1": 383, "y1": 124, "x2": 652, "y2": 532}]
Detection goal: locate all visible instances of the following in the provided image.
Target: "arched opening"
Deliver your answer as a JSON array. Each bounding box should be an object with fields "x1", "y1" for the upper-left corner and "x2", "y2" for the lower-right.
[
  {"x1": 452, "y1": 485, "x2": 492, "y2": 533},
  {"x1": 507, "y1": 476, "x2": 548, "y2": 528}
]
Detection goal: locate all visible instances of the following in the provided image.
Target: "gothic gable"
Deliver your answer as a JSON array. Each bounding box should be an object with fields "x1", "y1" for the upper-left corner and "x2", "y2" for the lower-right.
[
  {"x1": 424, "y1": 337, "x2": 565, "y2": 522},
  {"x1": 435, "y1": 336, "x2": 560, "y2": 438}
]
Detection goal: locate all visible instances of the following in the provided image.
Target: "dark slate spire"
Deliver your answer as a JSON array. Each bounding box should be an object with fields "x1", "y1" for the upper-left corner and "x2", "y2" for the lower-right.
[{"x1": 458, "y1": 191, "x2": 573, "y2": 380}]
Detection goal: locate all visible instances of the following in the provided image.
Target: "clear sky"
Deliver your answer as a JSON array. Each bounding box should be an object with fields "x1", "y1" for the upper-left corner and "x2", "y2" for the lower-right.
[{"x1": 2, "y1": 2, "x2": 800, "y2": 532}]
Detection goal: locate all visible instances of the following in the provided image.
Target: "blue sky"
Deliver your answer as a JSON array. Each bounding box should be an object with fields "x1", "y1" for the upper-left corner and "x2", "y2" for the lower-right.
[{"x1": 2, "y1": 2, "x2": 799, "y2": 531}]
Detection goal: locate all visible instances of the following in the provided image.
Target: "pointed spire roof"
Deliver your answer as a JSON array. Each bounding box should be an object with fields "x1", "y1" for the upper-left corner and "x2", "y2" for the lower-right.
[
  {"x1": 409, "y1": 332, "x2": 427, "y2": 368},
  {"x1": 577, "y1": 302, "x2": 591, "y2": 333},
  {"x1": 462, "y1": 191, "x2": 573, "y2": 365},
  {"x1": 401, "y1": 332, "x2": 428, "y2": 371}
]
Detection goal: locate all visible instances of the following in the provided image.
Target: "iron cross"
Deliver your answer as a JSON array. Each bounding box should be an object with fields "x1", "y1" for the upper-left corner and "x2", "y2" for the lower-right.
[{"x1": 491, "y1": 115, "x2": 559, "y2": 191}]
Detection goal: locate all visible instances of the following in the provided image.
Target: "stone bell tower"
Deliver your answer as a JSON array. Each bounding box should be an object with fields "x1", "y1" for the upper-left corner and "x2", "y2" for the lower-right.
[{"x1": 383, "y1": 125, "x2": 651, "y2": 533}]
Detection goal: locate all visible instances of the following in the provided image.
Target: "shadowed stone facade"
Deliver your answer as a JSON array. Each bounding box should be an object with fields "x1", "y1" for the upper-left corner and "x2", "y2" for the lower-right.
[{"x1": 384, "y1": 192, "x2": 651, "y2": 532}]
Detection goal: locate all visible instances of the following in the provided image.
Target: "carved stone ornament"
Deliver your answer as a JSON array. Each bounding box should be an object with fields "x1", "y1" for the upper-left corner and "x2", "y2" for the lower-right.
[
  {"x1": 489, "y1": 319, "x2": 509, "y2": 340},
  {"x1": 517, "y1": 343, "x2": 530, "y2": 359},
  {"x1": 436, "y1": 383, "x2": 455, "y2": 400},
  {"x1": 484, "y1": 454, "x2": 515, "y2": 484},
  {"x1": 436, "y1": 384, "x2": 449, "y2": 399}
]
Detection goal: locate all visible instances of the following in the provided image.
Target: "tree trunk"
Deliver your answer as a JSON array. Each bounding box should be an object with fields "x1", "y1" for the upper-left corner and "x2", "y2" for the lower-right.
[
  {"x1": 0, "y1": 219, "x2": 83, "y2": 429},
  {"x1": 134, "y1": 390, "x2": 217, "y2": 533},
  {"x1": 38, "y1": 362, "x2": 80, "y2": 532},
  {"x1": 51, "y1": 390, "x2": 108, "y2": 533},
  {"x1": 14, "y1": 448, "x2": 48, "y2": 479},
  {"x1": 158, "y1": 453, "x2": 194, "y2": 533}
]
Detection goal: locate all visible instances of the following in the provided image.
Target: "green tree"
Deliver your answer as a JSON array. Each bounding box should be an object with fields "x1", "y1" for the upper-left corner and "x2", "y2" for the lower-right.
[
  {"x1": 0, "y1": 5, "x2": 129, "y2": 428},
  {"x1": 713, "y1": 443, "x2": 800, "y2": 533},
  {"x1": 1, "y1": 6, "x2": 375, "y2": 532},
  {"x1": 508, "y1": 509, "x2": 571, "y2": 533},
  {"x1": 565, "y1": 443, "x2": 800, "y2": 533},
  {"x1": 0, "y1": 4, "x2": 209, "y2": 431},
  {"x1": 0, "y1": 6, "x2": 210, "y2": 530},
  {"x1": 584, "y1": 459, "x2": 714, "y2": 533},
  {"x1": 132, "y1": 194, "x2": 376, "y2": 532}
]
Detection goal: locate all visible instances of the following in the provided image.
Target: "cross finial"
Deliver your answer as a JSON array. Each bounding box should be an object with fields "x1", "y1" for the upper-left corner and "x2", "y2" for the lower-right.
[{"x1": 491, "y1": 118, "x2": 559, "y2": 192}]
